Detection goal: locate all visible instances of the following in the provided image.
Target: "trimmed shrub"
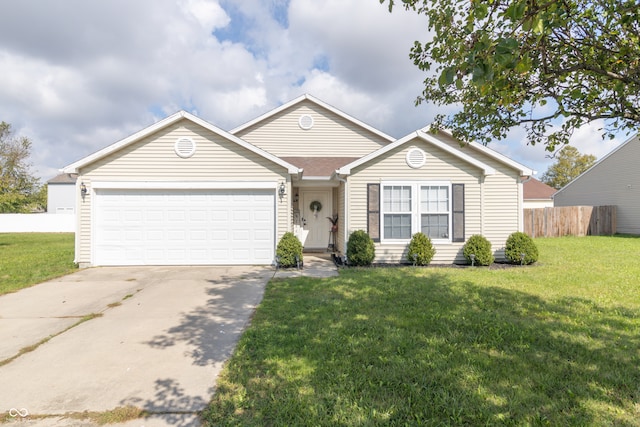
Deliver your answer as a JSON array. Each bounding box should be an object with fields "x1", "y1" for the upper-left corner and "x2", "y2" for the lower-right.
[
  {"x1": 346, "y1": 230, "x2": 375, "y2": 266},
  {"x1": 505, "y1": 231, "x2": 539, "y2": 265},
  {"x1": 407, "y1": 232, "x2": 436, "y2": 266},
  {"x1": 463, "y1": 234, "x2": 494, "y2": 266},
  {"x1": 276, "y1": 232, "x2": 303, "y2": 268}
]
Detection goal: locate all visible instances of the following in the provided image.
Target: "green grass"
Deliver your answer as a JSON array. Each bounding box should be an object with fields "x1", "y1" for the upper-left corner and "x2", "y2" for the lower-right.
[
  {"x1": 203, "y1": 236, "x2": 640, "y2": 426},
  {"x1": 0, "y1": 233, "x2": 76, "y2": 295}
]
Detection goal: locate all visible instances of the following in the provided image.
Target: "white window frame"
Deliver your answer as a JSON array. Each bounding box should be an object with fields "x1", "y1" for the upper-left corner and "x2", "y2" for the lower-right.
[{"x1": 381, "y1": 181, "x2": 452, "y2": 244}]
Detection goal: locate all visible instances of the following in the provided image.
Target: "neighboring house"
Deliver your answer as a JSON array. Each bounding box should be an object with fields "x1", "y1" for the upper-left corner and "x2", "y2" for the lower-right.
[
  {"x1": 62, "y1": 94, "x2": 534, "y2": 267},
  {"x1": 46, "y1": 173, "x2": 78, "y2": 214},
  {"x1": 523, "y1": 177, "x2": 556, "y2": 209},
  {"x1": 554, "y1": 134, "x2": 640, "y2": 234}
]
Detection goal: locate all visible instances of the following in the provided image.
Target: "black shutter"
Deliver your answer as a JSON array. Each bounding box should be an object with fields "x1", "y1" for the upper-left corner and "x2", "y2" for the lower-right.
[
  {"x1": 367, "y1": 183, "x2": 380, "y2": 242},
  {"x1": 452, "y1": 183, "x2": 465, "y2": 242}
]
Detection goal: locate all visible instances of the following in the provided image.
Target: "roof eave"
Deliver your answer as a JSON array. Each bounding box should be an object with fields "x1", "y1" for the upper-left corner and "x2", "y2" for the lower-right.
[
  {"x1": 337, "y1": 130, "x2": 497, "y2": 176},
  {"x1": 230, "y1": 94, "x2": 396, "y2": 143},
  {"x1": 426, "y1": 127, "x2": 536, "y2": 176},
  {"x1": 62, "y1": 111, "x2": 188, "y2": 173},
  {"x1": 62, "y1": 110, "x2": 301, "y2": 176}
]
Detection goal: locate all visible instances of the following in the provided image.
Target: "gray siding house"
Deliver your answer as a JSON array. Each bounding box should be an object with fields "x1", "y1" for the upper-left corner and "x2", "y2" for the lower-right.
[{"x1": 554, "y1": 134, "x2": 640, "y2": 234}]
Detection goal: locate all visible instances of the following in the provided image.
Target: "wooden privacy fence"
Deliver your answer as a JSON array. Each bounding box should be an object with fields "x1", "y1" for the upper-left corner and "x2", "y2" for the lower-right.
[{"x1": 524, "y1": 206, "x2": 616, "y2": 238}]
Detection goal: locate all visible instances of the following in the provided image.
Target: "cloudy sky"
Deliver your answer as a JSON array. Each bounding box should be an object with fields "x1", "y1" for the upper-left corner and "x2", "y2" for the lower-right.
[{"x1": 0, "y1": 0, "x2": 626, "y2": 182}]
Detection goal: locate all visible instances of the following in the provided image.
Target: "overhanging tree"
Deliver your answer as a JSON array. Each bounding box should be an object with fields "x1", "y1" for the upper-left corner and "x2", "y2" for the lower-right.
[
  {"x1": 382, "y1": 0, "x2": 640, "y2": 151},
  {"x1": 540, "y1": 145, "x2": 596, "y2": 189},
  {"x1": 0, "y1": 122, "x2": 43, "y2": 213}
]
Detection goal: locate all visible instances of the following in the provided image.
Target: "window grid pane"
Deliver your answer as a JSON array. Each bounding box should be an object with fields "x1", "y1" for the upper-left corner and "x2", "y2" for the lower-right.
[
  {"x1": 421, "y1": 214, "x2": 449, "y2": 239},
  {"x1": 421, "y1": 186, "x2": 449, "y2": 213},
  {"x1": 384, "y1": 214, "x2": 412, "y2": 239},
  {"x1": 384, "y1": 186, "x2": 412, "y2": 212}
]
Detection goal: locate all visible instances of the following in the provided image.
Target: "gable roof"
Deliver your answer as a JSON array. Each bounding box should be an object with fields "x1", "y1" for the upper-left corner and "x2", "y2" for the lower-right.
[
  {"x1": 553, "y1": 133, "x2": 638, "y2": 197},
  {"x1": 523, "y1": 177, "x2": 557, "y2": 200},
  {"x1": 230, "y1": 94, "x2": 396, "y2": 143},
  {"x1": 62, "y1": 111, "x2": 301, "y2": 174},
  {"x1": 336, "y1": 130, "x2": 499, "y2": 176},
  {"x1": 432, "y1": 128, "x2": 536, "y2": 176}
]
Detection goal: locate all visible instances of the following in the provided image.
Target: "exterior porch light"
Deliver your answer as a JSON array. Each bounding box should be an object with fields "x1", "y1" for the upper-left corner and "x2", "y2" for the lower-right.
[
  {"x1": 278, "y1": 182, "x2": 286, "y2": 198},
  {"x1": 80, "y1": 182, "x2": 87, "y2": 197}
]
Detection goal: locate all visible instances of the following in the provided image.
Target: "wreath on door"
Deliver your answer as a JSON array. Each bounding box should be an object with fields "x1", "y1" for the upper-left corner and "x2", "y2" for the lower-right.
[{"x1": 309, "y1": 200, "x2": 322, "y2": 213}]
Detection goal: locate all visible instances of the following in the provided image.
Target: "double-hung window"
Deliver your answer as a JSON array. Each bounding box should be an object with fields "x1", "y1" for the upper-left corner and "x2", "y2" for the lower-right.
[
  {"x1": 421, "y1": 185, "x2": 449, "y2": 239},
  {"x1": 382, "y1": 185, "x2": 412, "y2": 239},
  {"x1": 381, "y1": 182, "x2": 451, "y2": 242}
]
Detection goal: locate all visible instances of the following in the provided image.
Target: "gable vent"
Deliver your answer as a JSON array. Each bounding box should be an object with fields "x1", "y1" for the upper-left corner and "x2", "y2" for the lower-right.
[
  {"x1": 174, "y1": 137, "x2": 196, "y2": 158},
  {"x1": 298, "y1": 114, "x2": 314, "y2": 130},
  {"x1": 406, "y1": 147, "x2": 426, "y2": 168}
]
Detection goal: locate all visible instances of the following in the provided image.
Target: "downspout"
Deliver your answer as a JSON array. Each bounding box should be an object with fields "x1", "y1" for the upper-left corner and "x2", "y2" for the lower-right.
[
  {"x1": 519, "y1": 175, "x2": 533, "y2": 232},
  {"x1": 336, "y1": 175, "x2": 348, "y2": 256},
  {"x1": 74, "y1": 173, "x2": 81, "y2": 265}
]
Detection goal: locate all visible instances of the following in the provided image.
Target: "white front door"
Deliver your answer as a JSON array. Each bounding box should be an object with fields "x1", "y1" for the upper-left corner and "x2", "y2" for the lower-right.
[{"x1": 300, "y1": 189, "x2": 332, "y2": 249}]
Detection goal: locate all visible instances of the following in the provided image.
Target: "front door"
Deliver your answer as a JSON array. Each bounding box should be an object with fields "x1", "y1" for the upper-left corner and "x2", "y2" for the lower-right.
[{"x1": 301, "y1": 189, "x2": 332, "y2": 249}]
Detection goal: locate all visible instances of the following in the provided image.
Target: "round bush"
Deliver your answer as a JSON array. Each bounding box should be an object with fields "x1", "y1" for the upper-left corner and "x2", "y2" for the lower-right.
[
  {"x1": 346, "y1": 230, "x2": 375, "y2": 266},
  {"x1": 276, "y1": 232, "x2": 303, "y2": 268},
  {"x1": 407, "y1": 232, "x2": 436, "y2": 266},
  {"x1": 463, "y1": 234, "x2": 494, "y2": 266},
  {"x1": 505, "y1": 231, "x2": 539, "y2": 265}
]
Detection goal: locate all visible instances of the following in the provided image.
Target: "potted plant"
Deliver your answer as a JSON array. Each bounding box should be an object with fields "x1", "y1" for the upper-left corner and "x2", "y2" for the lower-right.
[{"x1": 327, "y1": 213, "x2": 338, "y2": 232}]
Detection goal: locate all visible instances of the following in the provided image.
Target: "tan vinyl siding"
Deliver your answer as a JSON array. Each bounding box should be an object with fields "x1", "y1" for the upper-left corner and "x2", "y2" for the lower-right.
[
  {"x1": 235, "y1": 100, "x2": 389, "y2": 157},
  {"x1": 554, "y1": 136, "x2": 640, "y2": 234},
  {"x1": 481, "y1": 171, "x2": 522, "y2": 259},
  {"x1": 428, "y1": 132, "x2": 523, "y2": 258},
  {"x1": 76, "y1": 119, "x2": 289, "y2": 265},
  {"x1": 347, "y1": 138, "x2": 522, "y2": 263}
]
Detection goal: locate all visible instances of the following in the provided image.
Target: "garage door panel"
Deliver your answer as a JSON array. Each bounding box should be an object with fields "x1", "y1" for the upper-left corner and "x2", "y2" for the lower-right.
[
  {"x1": 167, "y1": 210, "x2": 186, "y2": 222},
  {"x1": 146, "y1": 210, "x2": 164, "y2": 222},
  {"x1": 254, "y1": 209, "x2": 272, "y2": 222},
  {"x1": 189, "y1": 210, "x2": 207, "y2": 221},
  {"x1": 94, "y1": 189, "x2": 275, "y2": 266},
  {"x1": 146, "y1": 230, "x2": 164, "y2": 241},
  {"x1": 190, "y1": 230, "x2": 207, "y2": 240}
]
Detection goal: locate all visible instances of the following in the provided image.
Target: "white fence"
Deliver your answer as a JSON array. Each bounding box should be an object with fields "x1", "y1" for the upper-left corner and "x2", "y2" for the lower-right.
[{"x1": 0, "y1": 214, "x2": 76, "y2": 233}]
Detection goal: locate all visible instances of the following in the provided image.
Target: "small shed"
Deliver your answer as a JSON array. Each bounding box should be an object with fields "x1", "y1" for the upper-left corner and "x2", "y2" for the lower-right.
[{"x1": 47, "y1": 173, "x2": 78, "y2": 214}]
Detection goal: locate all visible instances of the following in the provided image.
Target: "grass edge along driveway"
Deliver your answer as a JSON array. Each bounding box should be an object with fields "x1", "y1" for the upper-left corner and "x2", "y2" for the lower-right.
[
  {"x1": 0, "y1": 233, "x2": 76, "y2": 295},
  {"x1": 204, "y1": 236, "x2": 640, "y2": 426}
]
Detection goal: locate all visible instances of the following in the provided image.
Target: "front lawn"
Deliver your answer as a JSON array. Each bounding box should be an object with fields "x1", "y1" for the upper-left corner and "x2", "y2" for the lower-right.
[
  {"x1": 0, "y1": 233, "x2": 76, "y2": 295},
  {"x1": 204, "y1": 236, "x2": 640, "y2": 426}
]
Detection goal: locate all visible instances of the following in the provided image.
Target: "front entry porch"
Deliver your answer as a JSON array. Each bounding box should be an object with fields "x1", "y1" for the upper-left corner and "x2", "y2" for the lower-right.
[{"x1": 292, "y1": 186, "x2": 338, "y2": 252}]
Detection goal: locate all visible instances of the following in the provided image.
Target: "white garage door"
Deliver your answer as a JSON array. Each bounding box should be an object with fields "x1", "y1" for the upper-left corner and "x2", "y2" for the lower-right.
[{"x1": 94, "y1": 189, "x2": 275, "y2": 266}]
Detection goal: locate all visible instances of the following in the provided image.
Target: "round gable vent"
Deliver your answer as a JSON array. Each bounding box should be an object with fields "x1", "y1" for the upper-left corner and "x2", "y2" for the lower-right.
[
  {"x1": 174, "y1": 137, "x2": 196, "y2": 158},
  {"x1": 298, "y1": 114, "x2": 314, "y2": 130},
  {"x1": 406, "y1": 147, "x2": 427, "y2": 168}
]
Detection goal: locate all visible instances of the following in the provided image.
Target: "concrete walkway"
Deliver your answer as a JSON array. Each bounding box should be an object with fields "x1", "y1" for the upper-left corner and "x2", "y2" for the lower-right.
[
  {"x1": 273, "y1": 253, "x2": 338, "y2": 279},
  {"x1": 1, "y1": 259, "x2": 337, "y2": 427}
]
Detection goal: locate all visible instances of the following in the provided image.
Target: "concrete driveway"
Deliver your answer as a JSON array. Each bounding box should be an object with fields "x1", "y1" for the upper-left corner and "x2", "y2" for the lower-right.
[{"x1": 0, "y1": 265, "x2": 274, "y2": 426}]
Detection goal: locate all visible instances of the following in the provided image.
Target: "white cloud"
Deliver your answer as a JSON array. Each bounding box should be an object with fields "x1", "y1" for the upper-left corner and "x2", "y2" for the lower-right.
[
  {"x1": 0, "y1": 0, "x2": 627, "y2": 183},
  {"x1": 180, "y1": 0, "x2": 230, "y2": 31}
]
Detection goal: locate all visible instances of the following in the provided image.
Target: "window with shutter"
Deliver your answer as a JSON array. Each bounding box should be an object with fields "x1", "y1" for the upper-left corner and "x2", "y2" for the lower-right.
[
  {"x1": 367, "y1": 183, "x2": 380, "y2": 242},
  {"x1": 452, "y1": 183, "x2": 465, "y2": 242},
  {"x1": 376, "y1": 181, "x2": 462, "y2": 243}
]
